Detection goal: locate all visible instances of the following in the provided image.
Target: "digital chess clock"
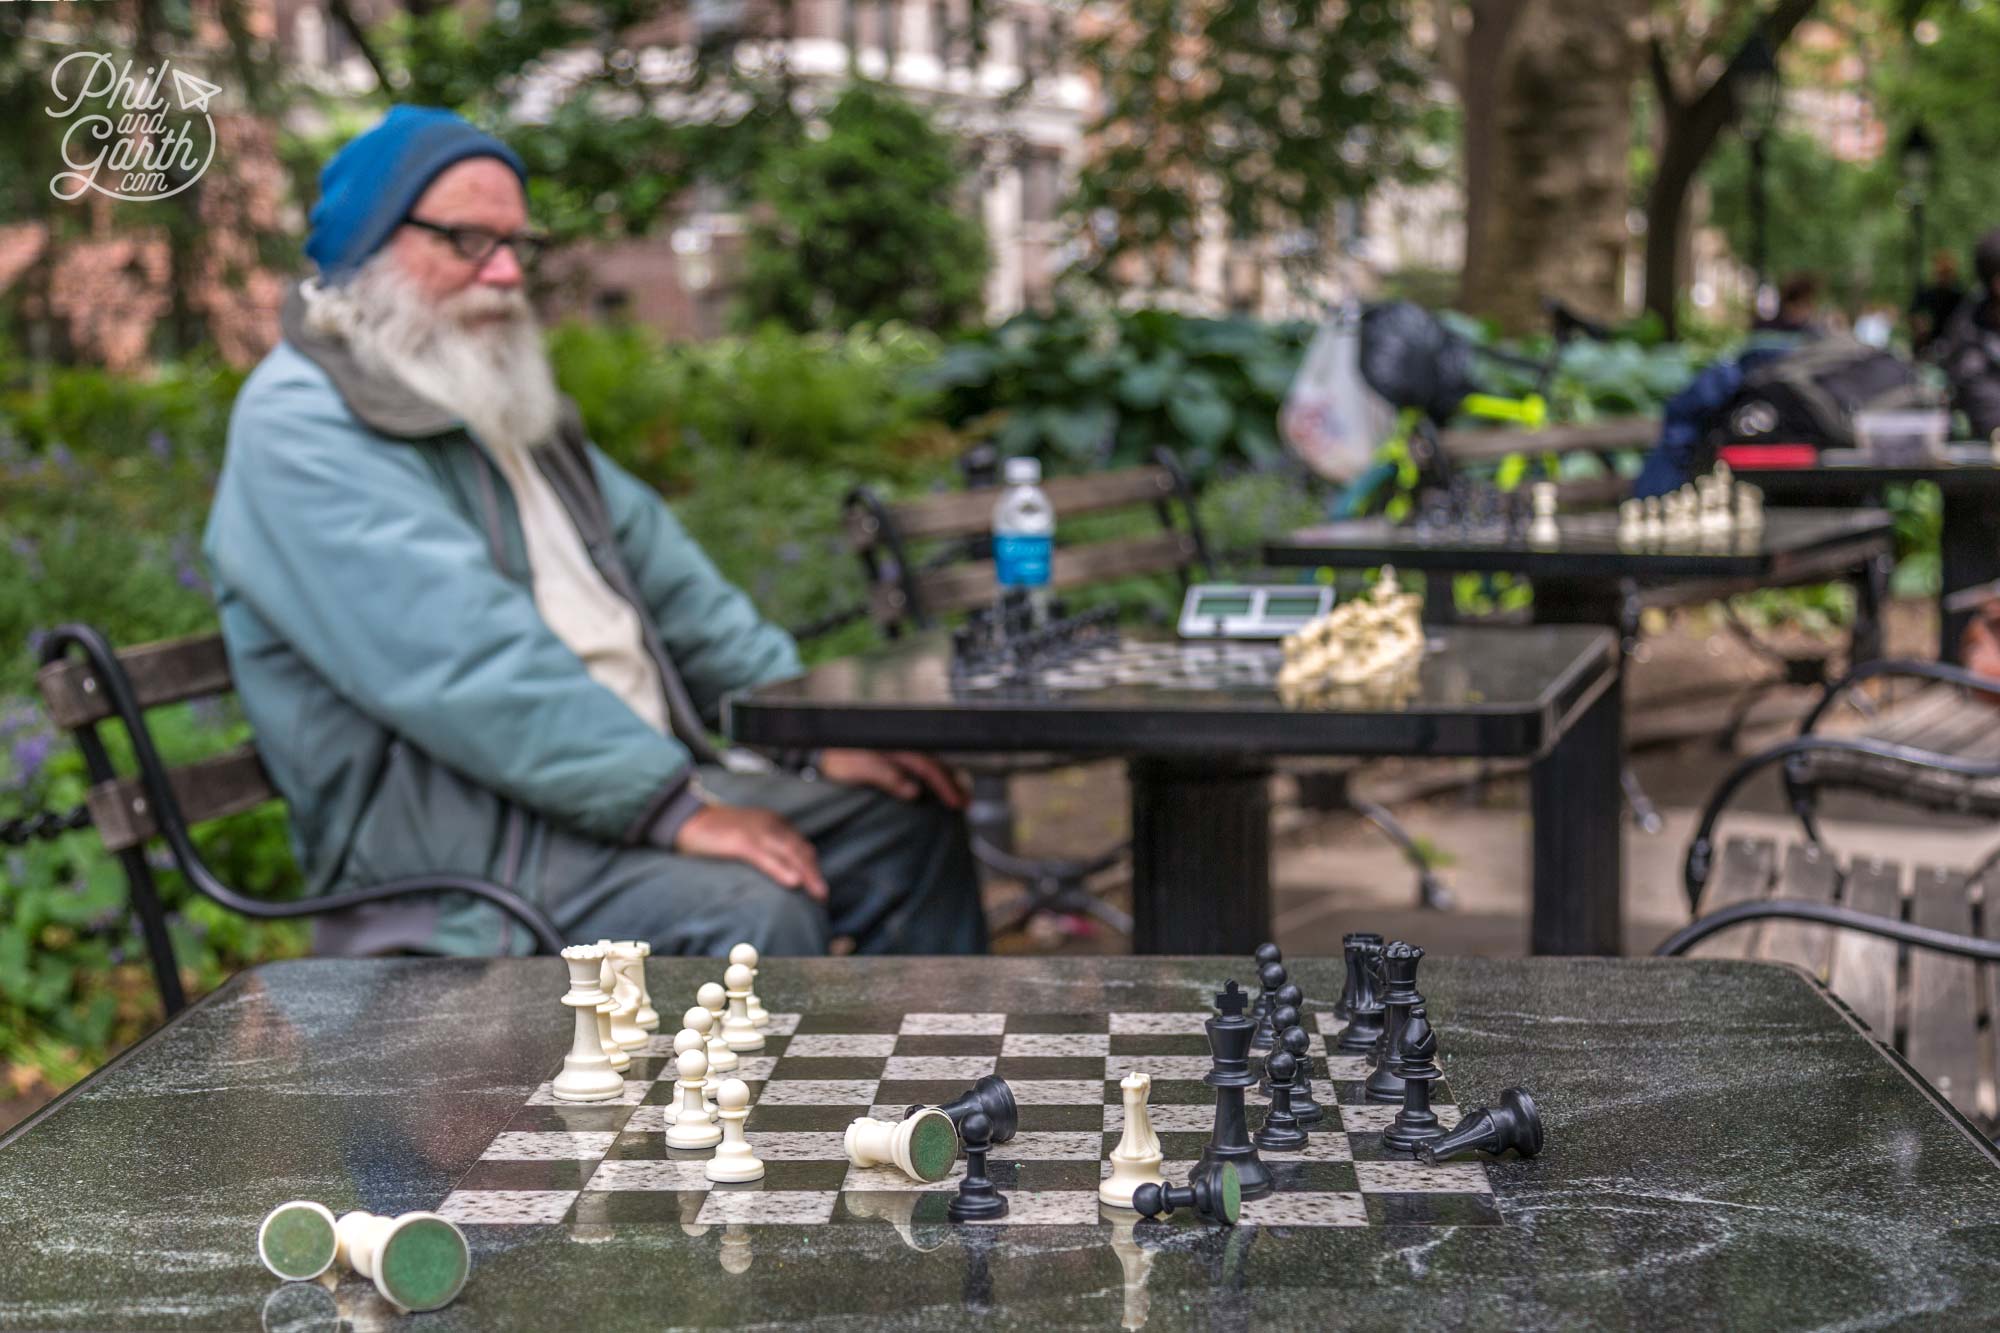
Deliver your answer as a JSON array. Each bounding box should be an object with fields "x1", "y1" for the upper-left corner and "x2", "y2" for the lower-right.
[{"x1": 1177, "y1": 584, "x2": 1334, "y2": 639}]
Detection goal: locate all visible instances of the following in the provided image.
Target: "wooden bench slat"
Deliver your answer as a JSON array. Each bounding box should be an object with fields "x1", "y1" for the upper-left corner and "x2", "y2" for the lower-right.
[
  {"x1": 1759, "y1": 842, "x2": 1839, "y2": 979},
  {"x1": 1904, "y1": 866, "x2": 1981, "y2": 1118},
  {"x1": 882, "y1": 531, "x2": 1199, "y2": 621},
  {"x1": 1826, "y1": 857, "x2": 1902, "y2": 1042},
  {"x1": 854, "y1": 467, "x2": 1178, "y2": 547},
  {"x1": 1870, "y1": 686, "x2": 2000, "y2": 753},
  {"x1": 84, "y1": 746, "x2": 274, "y2": 854},
  {"x1": 1436, "y1": 416, "x2": 1657, "y2": 463},
  {"x1": 36, "y1": 633, "x2": 233, "y2": 729},
  {"x1": 1691, "y1": 836, "x2": 1779, "y2": 960}
]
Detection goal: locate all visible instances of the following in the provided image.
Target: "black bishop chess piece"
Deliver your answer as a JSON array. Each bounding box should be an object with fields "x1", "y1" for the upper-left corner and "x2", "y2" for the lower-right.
[
  {"x1": 1193, "y1": 980, "x2": 1274, "y2": 1202},
  {"x1": 1251, "y1": 1051, "x2": 1307, "y2": 1153},
  {"x1": 946, "y1": 1112, "x2": 1008, "y2": 1222},
  {"x1": 1417, "y1": 1088, "x2": 1545, "y2": 1164},
  {"x1": 1381, "y1": 1002, "x2": 1447, "y2": 1153},
  {"x1": 1364, "y1": 942, "x2": 1424, "y2": 1103},
  {"x1": 1250, "y1": 961, "x2": 1286, "y2": 1053},
  {"x1": 1280, "y1": 1025, "x2": 1325, "y2": 1126},
  {"x1": 1132, "y1": 1162, "x2": 1242, "y2": 1226},
  {"x1": 1337, "y1": 936, "x2": 1387, "y2": 1055},
  {"x1": 907, "y1": 1076, "x2": 1018, "y2": 1145}
]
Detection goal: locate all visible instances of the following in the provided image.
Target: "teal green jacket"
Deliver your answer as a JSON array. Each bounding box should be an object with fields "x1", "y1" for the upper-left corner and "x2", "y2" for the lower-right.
[{"x1": 202, "y1": 285, "x2": 800, "y2": 952}]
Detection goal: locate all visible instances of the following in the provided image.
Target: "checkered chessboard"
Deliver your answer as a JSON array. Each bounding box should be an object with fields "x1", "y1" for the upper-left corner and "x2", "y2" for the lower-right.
[
  {"x1": 436, "y1": 1009, "x2": 1500, "y2": 1231},
  {"x1": 952, "y1": 641, "x2": 1283, "y2": 695}
]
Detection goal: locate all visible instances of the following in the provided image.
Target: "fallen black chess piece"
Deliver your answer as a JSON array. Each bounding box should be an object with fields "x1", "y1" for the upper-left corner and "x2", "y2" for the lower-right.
[
  {"x1": 1132, "y1": 1162, "x2": 1241, "y2": 1226},
  {"x1": 907, "y1": 1075, "x2": 1018, "y2": 1145},
  {"x1": 1416, "y1": 1087, "x2": 1543, "y2": 1164}
]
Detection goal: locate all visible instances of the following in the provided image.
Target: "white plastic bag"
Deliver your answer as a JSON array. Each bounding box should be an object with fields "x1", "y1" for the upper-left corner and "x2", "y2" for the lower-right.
[{"x1": 1279, "y1": 304, "x2": 1395, "y2": 483}]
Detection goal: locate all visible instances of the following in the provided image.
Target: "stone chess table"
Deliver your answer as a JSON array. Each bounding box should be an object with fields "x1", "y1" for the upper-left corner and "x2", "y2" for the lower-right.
[{"x1": 2, "y1": 956, "x2": 1996, "y2": 1330}]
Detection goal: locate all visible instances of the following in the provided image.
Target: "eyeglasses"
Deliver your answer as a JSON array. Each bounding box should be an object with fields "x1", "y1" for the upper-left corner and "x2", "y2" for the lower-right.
[{"x1": 404, "y1": 216, "x2": 551, "y2": 268}]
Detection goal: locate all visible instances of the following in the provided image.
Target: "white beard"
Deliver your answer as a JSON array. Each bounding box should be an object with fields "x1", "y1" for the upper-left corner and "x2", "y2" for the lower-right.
[{"x1": 301, "y1": 257, "x2": 560, "y2": 459}]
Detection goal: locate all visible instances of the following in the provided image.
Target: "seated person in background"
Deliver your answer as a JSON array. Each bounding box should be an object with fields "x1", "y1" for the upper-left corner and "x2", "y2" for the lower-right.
[
  {"x1": 1910, "y1": 250, "x2": 1966, "y2": 355},
  {"x1": 203, "y1": 107, "x2": 986, "y2": 958},
  {"x1": 1933, "y1": 229, "x2": 2000, "y2": 446},
  {"x1": 1752, "y1": 271, "x2": 1825, "y2": 335}
]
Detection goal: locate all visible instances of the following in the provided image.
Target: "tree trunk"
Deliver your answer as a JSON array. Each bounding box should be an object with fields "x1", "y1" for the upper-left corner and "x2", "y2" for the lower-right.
[{"x1": 1458, "y1": 0, "x2": 1645, "y2": 334}]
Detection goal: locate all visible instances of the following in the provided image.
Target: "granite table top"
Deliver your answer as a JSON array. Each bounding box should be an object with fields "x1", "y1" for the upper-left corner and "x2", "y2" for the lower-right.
[{"x1": 2, "y1": 955, "x2": 1997, "y2": 1331}]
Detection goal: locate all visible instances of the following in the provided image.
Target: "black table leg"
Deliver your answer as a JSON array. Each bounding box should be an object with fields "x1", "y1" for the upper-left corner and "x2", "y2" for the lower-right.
[
  {"x1": 1128, "y1": 758, "x2": 1273, "y2": 955},
  {"x1": 1528, "y1": 577, "x2": 1626, "y2": 627},
  {"x1": 1939, "y1": 492, "x2": 2000, "y2": 664},
  {"x1": 1529, "y1": 672, "x2": 1624, "y2": 955},
  {"x1": 1852, "y1": 548, "x2": 1889, "y2": 667}
]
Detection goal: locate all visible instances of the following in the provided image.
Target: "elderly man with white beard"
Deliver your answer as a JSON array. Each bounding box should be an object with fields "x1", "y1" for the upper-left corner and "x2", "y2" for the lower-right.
[{"x1": 203, "y1": 107, "x2": 986, "y2": 958}]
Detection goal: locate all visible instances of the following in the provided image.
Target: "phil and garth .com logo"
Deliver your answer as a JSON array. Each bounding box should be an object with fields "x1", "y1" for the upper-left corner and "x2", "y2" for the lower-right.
[{"x1": 45, "y1": 52, "x2": 220, "y2": 202}]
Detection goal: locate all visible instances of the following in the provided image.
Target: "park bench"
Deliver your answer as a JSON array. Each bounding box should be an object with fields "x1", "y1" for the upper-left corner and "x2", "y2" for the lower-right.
[{"x1": 32, "y1": 624, "x2": 564, "y2": 1016}]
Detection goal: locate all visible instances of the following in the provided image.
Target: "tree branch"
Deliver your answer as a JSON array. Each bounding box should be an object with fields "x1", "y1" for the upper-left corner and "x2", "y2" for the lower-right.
[
  {"x1": 325, "y1": 0, "x2": 393, "y2": 92},
  {"x1": 1648, "y1": 34, "x2": 1679, "y2": 115}
]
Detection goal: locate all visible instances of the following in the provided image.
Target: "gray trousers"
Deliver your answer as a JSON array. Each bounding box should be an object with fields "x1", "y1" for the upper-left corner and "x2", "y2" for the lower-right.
[{"x1": 537, "y1": 766, "x2": 987, "y2": 956}]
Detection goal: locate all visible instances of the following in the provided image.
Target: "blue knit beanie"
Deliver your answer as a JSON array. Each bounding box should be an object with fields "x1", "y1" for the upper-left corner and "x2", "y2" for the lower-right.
[{"x1": 305, "y1": 106, "x2": 527, "y2": 282}]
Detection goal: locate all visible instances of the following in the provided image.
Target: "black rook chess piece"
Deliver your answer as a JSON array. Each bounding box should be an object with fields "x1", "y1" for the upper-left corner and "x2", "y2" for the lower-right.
[
  {"x1": 1381, "y1": 1002, "x2": 1446, "y2": 1153},
  {"x1": 1417, "y1": 1088, "x2": 1545, "y2": 1164},
  {"x1": 1251, "y1": 1051, "x2": 1307, "y2": 1152},
  {"x1": 1337, "y1": 937, "x2": 1387, "y2": 1055},
  {"x1": 1280, "y1": 1025, "x2": 1325, "y2": 1126},
  {"x1": 907, "y1": 1076, "x2": 1018, "y2": 1145},
  {"x1": 1194, "y1": 980, "x2": 1274, "y2": 1201},
  {"x1": 1364, "y1": 942, "x2": 1424, "y2": 1103},
  {"x1": 1132, "y1": 1162, "x2": 1242, "y2": 1226},
  {"x1": 947, "y1": 1112, "x2": 1008, "y2": 1222},
  {"x1": 1250, "y1": 961, "x2": 1286, "y2": 1052}
]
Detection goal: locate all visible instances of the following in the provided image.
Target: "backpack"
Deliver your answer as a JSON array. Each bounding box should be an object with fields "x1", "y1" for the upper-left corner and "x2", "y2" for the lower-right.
[{"x1": 1706, "y1": 336, "x2": 1925, "y2": 455}]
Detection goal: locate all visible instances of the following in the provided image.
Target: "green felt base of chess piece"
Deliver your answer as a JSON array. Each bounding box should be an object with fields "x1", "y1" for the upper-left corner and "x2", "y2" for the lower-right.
[{"x1": 258, "y1": 1201, "x2": 338, "y2": 1282}]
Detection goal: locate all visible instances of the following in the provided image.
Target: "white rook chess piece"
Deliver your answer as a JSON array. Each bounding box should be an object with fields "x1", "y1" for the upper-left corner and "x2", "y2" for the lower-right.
[
  {"x1": 630, "y1": 941, "x2": 659, "y2": 1033},
  {"x1": 553, "y1": 946, "x2": 625, "y2": 1103},
  {"x1": 705, "y1": 1079, "x2": 765, "y2": 1183},
  {"x1": 664, "y1": 1028, "x2": 718, "y2": 1124},
  {"x1": 696, "y1": 984, "x2": 739, "y2": 1073},
  {"x1": 665, "y1": 1047, "x2": 723, "y2": 1150},
  {"x1": 721, "y1": 963, "x2": 765, "y2": 1052},
  {"x1": 334, "y1": 1211, "x2": 470, "y2": 1313},
  {"x1": 606, "y1": 942, "x2": 648, "y2": 1051},
  {"x1": 729, "y1": 942, "x2": 770, "y2": 1028},
  {"x1": 844, "y1": 1108, "x2": 960, "y2": 1183},
  {"x1": 1098, "y1": 1072, "x2": 1166, "y2": 1209},
  {"x1": 593, "y1": 950, "x2": 630, "y2": 1073}
]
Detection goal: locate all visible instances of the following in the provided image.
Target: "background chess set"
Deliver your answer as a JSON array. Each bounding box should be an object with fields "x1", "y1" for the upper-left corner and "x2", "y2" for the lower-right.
[
  {"x1": 437, "y1": 1009, "x2": 1500, "y2": 1231},
  {"x1": 951, "y1": 641, "x2": 1283, "y2": 695}
]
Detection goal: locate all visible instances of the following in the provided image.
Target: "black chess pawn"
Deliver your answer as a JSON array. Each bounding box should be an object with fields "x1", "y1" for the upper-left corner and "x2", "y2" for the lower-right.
[
  {"x1": 1279, "y1": 1025, "x2": 1325, "y2": 1126},
  {"x1": 1337, "y1": 937, "x2": 1387, "y2": 1054},
  {"x1": 1258, "y1": 1004, "x2": 1302, "y2": 1097},
  {"x1": 1251, "y1": 1051, "x2": 1307, "y2": 1152},
  {"x1": 1381, "y1": 1003, "x2": 1446, "y2": 1153},
  {"x1": 1417, "y1": 1088, "x2": 1545, "y2": 1164},
  {"x1": 1250, "y1": 961, "x2": 1286, "y2": 1052},
  {"x1": 1194, "y1": 980, "x2": 1274, "y2": 1202},
  {"x1": 1364, "y1": 942, "x2": 1424, "y2": 1103},
  {"x1": 908, "y1": 1075, "x2": 1018, "y2": 1144},
  {"x1": 1132, "y1": 1163, "x2": 1241, "y2": 1226},
  {"x1": 1249, "y1": 944, "x2": 1282, "y2": 1025},
  {"x1": 947, "y1": 1112, "x2": 1008, "y2": 1222}
]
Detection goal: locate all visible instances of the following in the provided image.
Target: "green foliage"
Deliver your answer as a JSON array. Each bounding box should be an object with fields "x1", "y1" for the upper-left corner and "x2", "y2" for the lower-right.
[
  {"x1": 737, "y1": 83, "x2": 990, "y2": 334},
  {"x1": 922, "y1": 308, "x2": 1315, "y2": 480},
  {"x1": 1704, "y1": 133, "x2": 1905, "y2": 308}
]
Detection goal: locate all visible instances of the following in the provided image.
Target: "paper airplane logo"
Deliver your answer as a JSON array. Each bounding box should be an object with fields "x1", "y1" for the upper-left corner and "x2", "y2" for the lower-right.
[{"x1": 172, "y1": 68, "x2": 220, "y2": 113}]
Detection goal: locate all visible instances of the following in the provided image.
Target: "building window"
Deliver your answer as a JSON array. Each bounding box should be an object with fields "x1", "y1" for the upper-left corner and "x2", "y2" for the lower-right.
[{"x1": 932, "y1": 0, "x2": 951, "y2": 62}]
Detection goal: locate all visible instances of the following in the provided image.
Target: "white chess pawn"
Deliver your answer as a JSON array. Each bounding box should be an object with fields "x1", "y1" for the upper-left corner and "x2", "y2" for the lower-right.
[
  {"x1": 721, "y1": 963, "x2": 765, "y2": 1052},
  {"x1": 844, "y1": 1108, "x2": 959, "y2": 1182},
  {"x1": 705, "y1": 1078, "x2": 766, "y2": 1183},
  {"x1": 606, "y1": 942, "x2": 648, "y2": 1051},
  {"x1": 552, "y1": 946, "x2": 625, "y2": 1103},
  {"x1": 1736, "y1": 483, "x2": 1764, "y2": 531},
  {"x1": 1642, "y1": 495, "x2": 1664, "y2": 540},
  {"x1": 728, "y1": 942, "x2": 770, "y2": 1028},
  {"x1": 665, "y1": 1047, "x2": 722, "y2": 1150},
  {"x1": 1527, "y1": 481, "x2": 1559, "y2": 545},
  {"x1": 695, "y1": 985, "x2": 739, "y2": 1073},
  {"x1": 334, "y1": 1211, "x2": 470, "y2": 1313},
  {"x1": 664, "y1": 1027, "x2": 719, "y2": 1124},
  {"x1": 679, "y1": 1008, "x2": 725, "y2": 1096},
  {"x1": 630, "y1": 940, "x2": 659, "y2": 1033},
  {"x1": 718, "y1": 1224, "x2": 754, "y2": 1275},
  {"x1": 1099, "y1": 1072, "x2": 1166, "y2": 1209},
  {"x1": 1617, "y1": 497, "x2": 1643, "y2": 546}
]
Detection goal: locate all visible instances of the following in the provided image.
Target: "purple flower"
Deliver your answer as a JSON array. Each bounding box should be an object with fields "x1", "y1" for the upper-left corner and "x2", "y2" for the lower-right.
[
  {"x1": 778, "y1": 542, "x2": 804, "y2": 565},
  {"x1": 26, "y1": 628, "x2": 49, "y2": 660},
  {"x1": 147, "y1": 430, "x2": 173, "y2": 463},
  {"x1": 10, "y1": 732, "x2": 53, "y2": 787},
  {"x1": 48, "y1": 443, "x2": 76, "y2": 473},
  {"x1": 171, "y1": 538, "x2": 211, "y2": 594},
  {"x1": 7, "y1": 535, "x2": 41, "y2": 576}
]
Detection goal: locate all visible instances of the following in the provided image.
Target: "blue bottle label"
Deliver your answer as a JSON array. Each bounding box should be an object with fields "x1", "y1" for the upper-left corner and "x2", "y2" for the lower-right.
[{"x1": 994, "y1": 533, "x2": 1052, "y2": 587}]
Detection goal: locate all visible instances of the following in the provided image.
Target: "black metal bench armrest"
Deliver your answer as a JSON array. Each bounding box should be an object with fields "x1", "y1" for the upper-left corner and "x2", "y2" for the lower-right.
[
  {"x1": 1802, "y1": 657, "x2": 2000, "y2": 734},
  {"x1": 1654, "y1": 896, "x2": 2000, "y2": 961},
  {"x1": 1683, "y1": 735, "x2": 2000, "y2": 909}
]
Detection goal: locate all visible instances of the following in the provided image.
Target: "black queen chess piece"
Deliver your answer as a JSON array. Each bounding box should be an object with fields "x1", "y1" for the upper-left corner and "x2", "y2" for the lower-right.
[
  {"x1": 1337, "y1": 935, "x2": 1387, "y2": 1055},
  {"x1": 1364, "y1": 942, "x2": 1424, "y2": 1103},
  {"x1": 1193, "y1": 980, "x2": 1274, "y2": 1201},
  {"x1": 1381, "y1": 1002, "x2": 1447, "y2": 1153}
]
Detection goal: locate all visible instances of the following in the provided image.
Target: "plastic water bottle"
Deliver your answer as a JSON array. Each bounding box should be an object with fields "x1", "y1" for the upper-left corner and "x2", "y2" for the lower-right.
[{"x1": 992, "y1": 455, "x2": 1054, "y2": 624}]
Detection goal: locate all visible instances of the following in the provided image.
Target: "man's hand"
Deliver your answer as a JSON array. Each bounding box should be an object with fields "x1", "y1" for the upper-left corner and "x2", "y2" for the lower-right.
[
  {"x1": 818, "y1": 749, "x2": 968, "y2": 809},
  {"x1": 673, "y1": 805, "x2": 828, "y2": 901}
]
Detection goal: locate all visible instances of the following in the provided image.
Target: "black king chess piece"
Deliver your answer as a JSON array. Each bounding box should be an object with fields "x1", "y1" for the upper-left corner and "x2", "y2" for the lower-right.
[
  {"x1": 1194, "y1": 980, "x2": 1274, "y2": 1201},
  {"x1": 905, "y1": 1075, "x2": 1018, "y2": 1144},
  {"x1": 947, "y1": 1112, "x2": 1008, "y2": 1222},
  {"x1": 1250, "y1": 961, "x2": 1286, "y2": 1052},
  {"x1": 1364, "y1": 942, "x2": 1424, "y2": 1103},
  {"x1": 1381, "y1": 1002, "x2": 1447, "y2": 1153},
  {"x1": 1133, "y1": 1162, "x2": 1242, "y2": 1226},
  {"x1": 1280, "y1": 1025, "x2": 1326, "y2": 1126},
  {"x1": 1418, "y1": 1088, "x2": 1545, "y2": 1164},
  {"x1": 1252, "y1": 1050, "x2": 1308, "y2": 1152},
  {"x1": 1337, "y1": 936, "x2": 1387, "y2": 1055}
]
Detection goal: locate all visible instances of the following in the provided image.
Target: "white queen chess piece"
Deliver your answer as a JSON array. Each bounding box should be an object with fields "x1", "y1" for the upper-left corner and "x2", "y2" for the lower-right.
[
  {"x1": 664, "y1": 1047, "x2": 723, "y2": 1150},
  {"x1": 696, "y1": 982, "x2": 740, "y2": 1073},
  {"x1": 704, "y1": 1079, "x2": 766, "y2": 1183},
  {"x1": 729, "y1": 942, "x2": 770, "y2": 1028},
  {"x1": 721, "y1": 963, "x2": 765, "y2": 1051},
  {"x1": 1098, "y1": 1072, "x2": 1167, "y2": 1209},
  {"x1": 552, "y1": 945, "x2": 625, "y2": 1103}
]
